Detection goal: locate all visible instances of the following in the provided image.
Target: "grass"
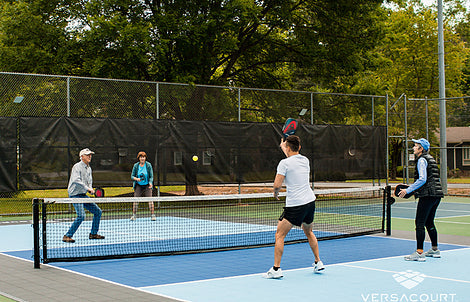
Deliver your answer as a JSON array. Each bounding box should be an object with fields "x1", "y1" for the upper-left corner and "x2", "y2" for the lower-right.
[
  {"x1": 0, "y1": 186, "x2": 184, "y2": 219},
  {"x1": 443, "y1": 196, "x2": 470, "y2": 204},
  {"x1": 448, "y1": 178, "x2": 470, "y2": 184},
  {"x1": 0, "y1": 295, "x2": 16, "y2": 302},
  {"x1": 391, "y1": 216, "x2": 470, "y2": 237},
  {"x1": 13, "y1": 186, "x2": 185, "y2": 199}
]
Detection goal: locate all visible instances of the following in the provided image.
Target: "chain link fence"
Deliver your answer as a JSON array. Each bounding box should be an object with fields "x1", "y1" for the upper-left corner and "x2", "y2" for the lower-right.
[
  {"x1": 387, "y1": 95, "x2": 470, "y2": 189},
  {"x1": 0, "y1": 72, "x2": 389, "y2": 220},
  {"x1": 0, "y1": 72, "x2": 386, "y2": 125}
]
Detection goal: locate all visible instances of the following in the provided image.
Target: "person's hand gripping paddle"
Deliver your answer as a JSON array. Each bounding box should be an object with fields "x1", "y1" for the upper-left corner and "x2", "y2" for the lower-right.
[{"x1": 281, "y1": 118, "x2": 298, "y2": 140}]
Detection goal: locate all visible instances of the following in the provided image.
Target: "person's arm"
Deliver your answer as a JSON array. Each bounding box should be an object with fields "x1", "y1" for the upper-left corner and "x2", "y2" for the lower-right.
[
  {"x1": 398, "y1": 158, "x2": 427, "y2": 197},
  {"x1": 279, "y1": 139, "x2": 288, "y2": 157},
  {"x1": 131, "y1": 163, "x2": 142, "y2": 182},
  {"x1": 273, "y1": 174, "x2": 285, "y2": 200},
  {"x1": 147, "y1": 162, "x2": 154, "y2": 188}
]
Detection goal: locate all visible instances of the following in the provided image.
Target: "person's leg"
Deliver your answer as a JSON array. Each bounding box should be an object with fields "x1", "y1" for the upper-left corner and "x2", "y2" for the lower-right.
[
  {"x1": 144, "y1": 185, "x2": 154, "y2": 215},
  {"x1": 274, "y1": 218, "x2": 293, "y2": 267},
  {"x1": 406, "y1": 197, "x2": 434, "y2": 261},
  {"x1": 84, "y1": 203, "x2": 102, "y2": 235},
  {"x1": 65, "y1": 203, "x2": 85, "y2": 238},
  {"x1": 133, "y1": 185, "x2": 143, "y2": 216},
  {"x1": 132, "y1": 202, "x2": 139, "y2": 215},
  {"x1": 425, "y1": 197, "x2": 441, "y2": 249},
  {"x1": 415, "y1": 197, "x2": 434, "y2": 252},
  {"x1": 302, "y1": 223, "x2": 320, "y2": 263}
]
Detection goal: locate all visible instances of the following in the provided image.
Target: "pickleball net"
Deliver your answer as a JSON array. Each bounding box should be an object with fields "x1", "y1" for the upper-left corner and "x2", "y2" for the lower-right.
[{"x1": 33, "y1": 186, "x2": 391, "y2": 263}]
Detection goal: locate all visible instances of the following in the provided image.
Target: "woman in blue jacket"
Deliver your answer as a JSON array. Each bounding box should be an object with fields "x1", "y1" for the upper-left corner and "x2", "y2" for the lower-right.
[{"x1": 130, "y1": 151, "x2": 155, "y2": 221}]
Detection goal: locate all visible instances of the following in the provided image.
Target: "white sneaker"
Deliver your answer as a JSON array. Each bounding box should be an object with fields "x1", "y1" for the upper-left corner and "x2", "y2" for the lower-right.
[
  {"x1": 151, "y1": 214, "x2": 156, "y2": 221},
  {"x1": 263, "y1": 267, "x2": 283, "y2": 279},
  {"x1": 404, "y1": 251, "x2": 426, "y2": 261},
  {"x1": 130, "y1": 215, "x2": 136, "y2": 221},
  {"x1": 424, "y1": 248, "x2": 441, "y2": 258},
  {"x1": 313, "y1": 261, "x2": 325, "y2": 273}
]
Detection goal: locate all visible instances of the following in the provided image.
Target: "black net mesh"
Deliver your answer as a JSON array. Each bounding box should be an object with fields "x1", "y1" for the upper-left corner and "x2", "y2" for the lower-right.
[{"x1": 35, "y1": 187, "x2": 387, "y2": 263}]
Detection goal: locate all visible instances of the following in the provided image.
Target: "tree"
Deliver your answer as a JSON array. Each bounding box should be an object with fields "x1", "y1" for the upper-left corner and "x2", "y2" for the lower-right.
[
  {"x1": 351, "y1": 1, "x2": 469, "y2": 179},
  {"x1": 0, "y1": 0, "x2": 83, "y2": 74},
  {"x1": 0, "y1": 0, "x2": 411, "y2": 190}
]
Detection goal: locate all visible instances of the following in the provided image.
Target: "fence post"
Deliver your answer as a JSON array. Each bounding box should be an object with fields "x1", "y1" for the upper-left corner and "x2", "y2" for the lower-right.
[
  {"x1": 386, "y1": 94, "x2": 389, "y2": 186},
  {"x1": 32, "y1": 198, "x2": 40, "y2": 269},
  {"x1": 238, "y1": 88, "x2": 241, "y2": 122},
  {"x1": 310, "y1": 92, "x2": 313, "y2": 124},
  {"x1": 67, "y1": 77, "x2": 70, "y2": 117},
  {"x1": 371, "y1": 97, "x2": 374, "y2": 126},
  {"x1": 156, "y1": 82, "x2": 159, "y2": 119},
  {"x1": 386, "y1": 185, "x2": 392, "y2": 236}
]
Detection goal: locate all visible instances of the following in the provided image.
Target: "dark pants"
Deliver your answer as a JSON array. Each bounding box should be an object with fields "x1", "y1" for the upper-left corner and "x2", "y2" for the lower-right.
[{"x1": 415, "y1": 196, "x2": 441, "y2": 250}]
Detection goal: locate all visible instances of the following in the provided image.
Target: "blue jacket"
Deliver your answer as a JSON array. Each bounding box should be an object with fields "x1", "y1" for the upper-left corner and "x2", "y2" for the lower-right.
[{"x1": 131, "y1": 161, "x2": 154, "y2": 189}]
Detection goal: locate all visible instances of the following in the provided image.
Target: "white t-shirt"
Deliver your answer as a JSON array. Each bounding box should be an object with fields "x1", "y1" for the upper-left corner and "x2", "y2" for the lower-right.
[{"x1": 276, "y1": 154, "x2": 316, "y2": 207}]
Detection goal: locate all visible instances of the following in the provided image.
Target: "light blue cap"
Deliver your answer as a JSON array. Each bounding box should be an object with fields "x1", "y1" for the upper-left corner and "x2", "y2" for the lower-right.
[{"x1": 412, "y1": 138, "x2": 430, "y2": 151}]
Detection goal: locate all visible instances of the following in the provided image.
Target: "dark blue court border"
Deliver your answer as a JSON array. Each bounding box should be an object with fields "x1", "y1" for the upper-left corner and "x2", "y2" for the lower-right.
[{"x1": 8, "y1": 236, "x2": 464, "y2": 288}]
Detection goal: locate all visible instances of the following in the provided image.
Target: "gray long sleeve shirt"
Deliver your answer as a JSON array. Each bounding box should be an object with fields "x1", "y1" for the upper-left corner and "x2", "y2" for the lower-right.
[{"x1": 67, "y1": 160, "x2": 93, "y2": 196}]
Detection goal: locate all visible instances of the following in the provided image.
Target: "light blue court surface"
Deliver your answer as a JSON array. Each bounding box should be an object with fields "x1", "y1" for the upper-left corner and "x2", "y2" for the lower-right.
[
  {"x1": 0, "y1": 224, "x2": 32, "y2": 252},
  {"x1": 145, "y1": 248, "x2": 470, "y2": 302},
  {"x1": 2, "y1": 222, "x2": 470, "y2": 302},
  {"x1": 3, "y1": 231, "x2": 470, "y2": 302}
]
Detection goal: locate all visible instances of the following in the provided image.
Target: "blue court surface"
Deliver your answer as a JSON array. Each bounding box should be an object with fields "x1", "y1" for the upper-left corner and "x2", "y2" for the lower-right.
[{"x1": 2, "y1": 221, "x2": 469, "y2": 302}]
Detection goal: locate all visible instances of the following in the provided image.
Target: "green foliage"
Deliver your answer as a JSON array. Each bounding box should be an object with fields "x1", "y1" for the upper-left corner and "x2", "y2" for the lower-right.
[
  {"x1": 0, "y1": 0, "x2": 385, "y2": 88},
  {"x1": 1, "y1": 0, "x2": 469, "y2": 124},
  {"x1": 0, "y1": 0, "x2": 81, "y2": 74},
  {"x1": 0, "y1": 0, "x2": 387, "y2": 121}
]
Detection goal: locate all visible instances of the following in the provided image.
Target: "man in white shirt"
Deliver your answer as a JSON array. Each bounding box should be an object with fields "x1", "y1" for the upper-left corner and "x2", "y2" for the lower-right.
[{"x1": 264, "y1": 135, "x2": 324, "y2": 279}]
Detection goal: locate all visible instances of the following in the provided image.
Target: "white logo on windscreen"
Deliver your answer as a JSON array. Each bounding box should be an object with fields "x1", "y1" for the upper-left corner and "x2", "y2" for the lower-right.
[{"x1": 393, "y1": 270, "x2": 426, "y2": 289}]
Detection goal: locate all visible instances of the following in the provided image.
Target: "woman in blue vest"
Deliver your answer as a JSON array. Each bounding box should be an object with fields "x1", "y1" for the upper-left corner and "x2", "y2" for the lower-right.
[
  {"x1": 398, "y1": 138, "x2": 444, "y2": 261},
  {"x1": 130, "y1": 151, "x2": 155, "y2": 221}
]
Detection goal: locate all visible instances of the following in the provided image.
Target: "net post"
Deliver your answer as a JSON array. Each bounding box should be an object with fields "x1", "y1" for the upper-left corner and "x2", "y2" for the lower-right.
[
  {"x1": 42, "y1": 201, "x2": 48, "y2": 262},
  {"x1": 32, "y1": 198, "x2": 40, "y2": 269},
  {"x1": 386, "y1": 185, "x2": 392, "y2": 236}
]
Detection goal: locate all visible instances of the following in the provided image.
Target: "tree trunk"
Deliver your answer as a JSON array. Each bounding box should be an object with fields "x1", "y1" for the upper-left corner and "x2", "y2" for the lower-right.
[
  {"x1": 185, "y1": 184, "x2": 202, "y2": 196},
  {"x1": 389, "y1": 140, "x2": 401, "y2": 180}
]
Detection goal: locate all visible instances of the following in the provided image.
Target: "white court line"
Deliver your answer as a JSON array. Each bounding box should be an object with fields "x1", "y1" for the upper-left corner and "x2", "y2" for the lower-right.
[
  {"x1": 393, "y1": 205, "x2": 470, "y2": 214},
  {"x1": 435, "y1": 219, "x2": 470, "y2": 224},
  {"x1": 341, "y1": 263, "x2": 470, "y2": 284},
  {"x1": 146, "y1": 247, "x2": 470, "y2": 288},
  {"x1": 0, "y1": 253, "x2": 189, "y2": 302},
  {"x1": 393, "y1": 215, "x2": 470, "y2": 222}
]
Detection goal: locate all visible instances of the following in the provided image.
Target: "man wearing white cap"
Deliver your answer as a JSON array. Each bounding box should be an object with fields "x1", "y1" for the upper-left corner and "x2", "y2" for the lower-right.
[
  {"x1": 63, "y1": 148, "x2": 105, "y2": 243},
  {"x1": 398, "y1": 138, "x2": 443, "y2": 261}
]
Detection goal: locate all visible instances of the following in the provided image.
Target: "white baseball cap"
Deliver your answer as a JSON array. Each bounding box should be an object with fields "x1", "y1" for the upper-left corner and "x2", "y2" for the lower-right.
[{"x1": 79, "y1": 148, "x2": 95, "y2": 157}]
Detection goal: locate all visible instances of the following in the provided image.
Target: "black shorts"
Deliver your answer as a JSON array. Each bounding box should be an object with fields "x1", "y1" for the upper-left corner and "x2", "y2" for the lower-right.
[{"x1": 279, "y1": 201, "x2": 315, "y2": 227}]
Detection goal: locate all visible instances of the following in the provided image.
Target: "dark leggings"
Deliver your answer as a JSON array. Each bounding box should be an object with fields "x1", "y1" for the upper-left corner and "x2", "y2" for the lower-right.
[{"x1": 415, "y1": 196, "x2": 441, "y2": 250}]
